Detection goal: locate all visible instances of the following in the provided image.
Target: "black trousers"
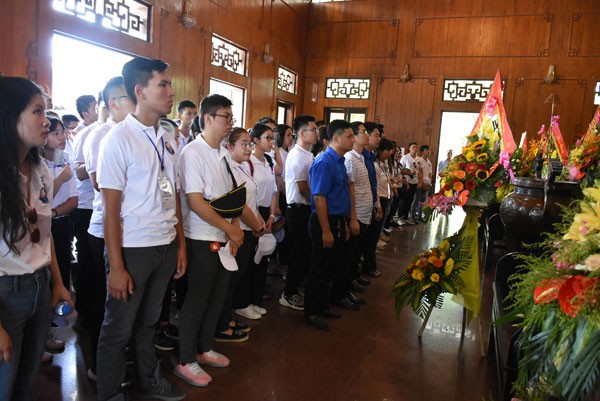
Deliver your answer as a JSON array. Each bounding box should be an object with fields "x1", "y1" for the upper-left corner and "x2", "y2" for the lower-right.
[
  {"x1": 400, "y1": 184, "x2": 417, "y2": 220},
  {"x1": 72, "y1": 208, "x2": 93, "y2": 321},
  {"x1": 283, "y1": 204, "x2": 311, "y2": 296},
  {"x1": 87, "y1": 234, "x2": 108, "y2": 371},
  {"x1": 305, "y1": 213, "x2": 347, "y2": 317},
  {"x1": 51, "y1": 216, "x2": 72, "y2": 289},
  {"x1": 363, "y1": 197, "x2": 390, "y2": 274},
  {"x1": 332, "y1": 221, "x2": 368, "y2": 300}
]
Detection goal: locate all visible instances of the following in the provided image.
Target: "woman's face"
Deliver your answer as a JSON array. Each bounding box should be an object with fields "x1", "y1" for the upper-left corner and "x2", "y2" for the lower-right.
[
  {"x1": 380, "y1": 148, "x2": 393, "y2": 161},
  {"x1": 283, "y1": 128, "x2": 294, "y2": 148},
  {"x1": 17, "y1": 94, "x2": 50, "y2": 150},
  {"x1": 254, "y1": 129, "x2": 274, "y2": 153},
  {"x1": 46, "y1": 124, "x2": 66, "y2": 151},
  {"x1": 229, "y1": 131, "x2": 251, "y2": 162}
]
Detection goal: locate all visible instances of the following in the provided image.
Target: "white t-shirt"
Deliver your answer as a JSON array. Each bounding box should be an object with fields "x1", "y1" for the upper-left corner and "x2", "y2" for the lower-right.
[
  {"x1": 400, "y1": 153, "x2": 419, "y2": 185},
  {"x1": 97, "y1": 114, "x2": 179, "y2": 247},
  {"x1": 72, "y1": 121, "x2": 99, "y2": 209},
  {"x1": 345, "y1": 149, "x2": 373, "y2": 225},
  {"x1": 43, "y1": 158, "x2": 77, "y2": 210},
  {"x1": 84, "y1": 119, "x2": 116, "y2": 238},
  {"x1": 0, "y1": 163, "x2": 53, "y2": 276},
  {"x1": 250, "y1": 154, "x2": 277, "y2": 208},
  {"x1": 231, "y1": 160, "x2": 259, "y2": 232},
  {"x1": 178, "y1": 135, "x2": 234, "y2": 242},
  {"x1": 417, "y1": 156, "x2": 433, "y2": 186},
  {"x1": 284, "y1": 145, "x2": 313, "y2": 205}
]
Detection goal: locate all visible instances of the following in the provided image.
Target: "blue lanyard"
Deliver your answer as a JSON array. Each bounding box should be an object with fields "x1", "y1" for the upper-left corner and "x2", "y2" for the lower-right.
[{"x1": 143, "y1": 131, "x2": 166, "y2": 171}]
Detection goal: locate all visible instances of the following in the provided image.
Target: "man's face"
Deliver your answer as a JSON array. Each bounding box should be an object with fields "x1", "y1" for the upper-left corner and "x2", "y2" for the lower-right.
[
  {"x1": 338, "y1": 127, "x2": 355, "y2": 153},
  {"x1": 83, "y1": 100, "x2": 98, "y2": 123},
  {"x1": 354, "y1": 125, "x2": 369, "y2": 147},
  {"x1": 409, "y1": 144, "x2": 417, "y2": 155},
  {"x1": 447, "y1": 150, "x2": 453, "y2": 159},
  {"x1": 299, "y1": 121, "x2": 318, "y2": 145},
  {"x1": 138, "y1": 70, "x2": 175, "y2": 116},
  {"x1": 368, "y1": 128, "x2": 381, "y2": 148},
  {"x1": 179, "y1": 107, "x2": 197, "y2": 126},
  {"x1": 111, "y1": 86, "x2": 135, "y2": 122},
  {"x1": 206, "y1": 106, "x2": 234, "y2": 137},
  {"x1": 423, "y1": 148, "x2": 430, "y2": 158}
]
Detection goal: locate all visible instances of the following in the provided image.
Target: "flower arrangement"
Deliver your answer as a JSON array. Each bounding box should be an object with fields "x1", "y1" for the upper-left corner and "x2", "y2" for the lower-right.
[
  {"x1": 392, "y1": 227, "x2": 474, "y2": 321},
  {"x1": 501, "y1": 187, "x2": 600, "y2": 401},
  {"x1": 566, "y1": 110, "x2": 600, "y2": 183},
  {"x1": 425, "y1": 118, "x2": 512, "y2": 218}
]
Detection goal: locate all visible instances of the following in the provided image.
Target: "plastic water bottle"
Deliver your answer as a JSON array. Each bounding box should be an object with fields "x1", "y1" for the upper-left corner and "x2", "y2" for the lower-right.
[{"x1": 52, "y1": 301, "x2": 72, "y2": 327}]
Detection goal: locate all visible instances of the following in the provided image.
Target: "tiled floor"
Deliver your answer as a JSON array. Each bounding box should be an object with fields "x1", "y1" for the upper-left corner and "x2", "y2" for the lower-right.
[{"x1": 36, "y1": 210, "x2": 499, "y2": 401}]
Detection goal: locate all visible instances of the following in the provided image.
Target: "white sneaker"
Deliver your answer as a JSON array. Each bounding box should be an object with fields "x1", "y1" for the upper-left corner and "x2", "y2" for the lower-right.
[
  {"x1": 235, "y1": 306, "x2": 261, "y2": 320},
  {"x1": 197, "y1": 350, "x2": 230, "y2": 368},
  {"x1": 250, "y1": 304, "x2": 267, "y2": 315},
  {"x1": 278, "y1": 293, "x2": 304, "y2": 311},
  {"x1": 398, "y1": 218, "x2": 406, "y2": 226},
  {"x1": 377, "y1": 240, "x2": 388, "y2": 249}
]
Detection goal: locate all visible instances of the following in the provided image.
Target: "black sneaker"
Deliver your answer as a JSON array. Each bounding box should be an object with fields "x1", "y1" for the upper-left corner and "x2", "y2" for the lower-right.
[
  {"x1": 134, "y1": 365, "x2": 186, "y2": 401},
  {"x1": 305, "y1": 315, "x2": 330, "y2": 331},
  {"x1": 163, "y1": 324, "x2": 179, "y2": 340},
  {"x1": 154, "y1": 330, "x2": 177, "y2": 352},
  {"x1": 214, "y1": 329, "x2": 249, "y2": 343},
  {"x1": 231, "y1": 321, "x2": 251, "y2": 333}
]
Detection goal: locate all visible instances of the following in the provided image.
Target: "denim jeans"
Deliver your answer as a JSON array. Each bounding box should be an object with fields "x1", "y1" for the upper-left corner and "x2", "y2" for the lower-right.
[
  {"x1": 96, "y1": 242, "x2": 176, "y2": 401},
  {"x1": 0, "y1": 268, "x2": 51, "y2": 401}
]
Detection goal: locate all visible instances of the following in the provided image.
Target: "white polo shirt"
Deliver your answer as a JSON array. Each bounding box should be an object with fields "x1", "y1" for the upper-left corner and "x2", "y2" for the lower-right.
[
  {"x1": 345, "y1": 149, "x2": 374, "y2": 225},
  {"x1": 250, "y1": 154, "x2": 277, "y2": 208},
  {"x1": 178, "y1": 135, "x2": 235, "y2": 242},
  {"x1": 417, "y1": 156, "x2": 433, "y2": 186},
  {"x1": 43, "y1": 158, "x2": 78, "y2": 210},
  {"x1": 231, "y1": 159, "x2": 258, "y2": 231},
  {"x1": 284, "y1": 145, "x2": 313, "y2": 205},
  {"x1": 84, "y1": 119, "x2": 116, "y2": 238},
  {"x1": 400, "y1": 153, "x2": 419, "y2": 185},
  {"x1": 97, "y1": 114, "x2": 179, "y2": 247},
  {"x1": 72, "y1": 121, "x2": 99, "y2": 209},
  {"x1": 0, "y1": 163, "x2": 53, "y2": 276}
]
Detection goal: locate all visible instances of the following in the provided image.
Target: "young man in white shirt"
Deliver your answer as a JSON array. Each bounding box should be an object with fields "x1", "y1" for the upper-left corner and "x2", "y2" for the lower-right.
[
  {"x1": 83, "y1": 76, "x2": 135, "y2": 384},
  {"x1": 412, "y1": 145, "x2": 433, "y2": 222},
  {"x1": 279, "y1": 115, "x2": 318, "y2": 311},
  {"x1": 177, "y1": 100, "x2": 197, "y2": 143},
  {"x1": 96, "y1": 57, "x2": 186, "y2": 401},
  {"x1": 399, "y1": 142, "x2": 419, "y2": 225}
]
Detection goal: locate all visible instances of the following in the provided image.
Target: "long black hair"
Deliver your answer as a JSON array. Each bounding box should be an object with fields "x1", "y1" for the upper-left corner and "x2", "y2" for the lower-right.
[{"x1": 0, "y1": 77, "x2": 44, "y2": 254}]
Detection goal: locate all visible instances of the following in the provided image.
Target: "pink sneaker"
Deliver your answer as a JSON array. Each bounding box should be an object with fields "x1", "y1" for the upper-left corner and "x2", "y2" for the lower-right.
[
  {"x1": 197, "y1": 350, "x2": 230, "y2": 368},
  {"x1": 174, "y1": 362, "x2": 212, "y2": 387}
]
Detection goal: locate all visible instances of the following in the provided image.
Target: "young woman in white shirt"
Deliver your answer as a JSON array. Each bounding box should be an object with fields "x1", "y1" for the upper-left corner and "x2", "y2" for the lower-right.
[{"x1": 0, "y1": 77, "x2": 71, "y2": 401}]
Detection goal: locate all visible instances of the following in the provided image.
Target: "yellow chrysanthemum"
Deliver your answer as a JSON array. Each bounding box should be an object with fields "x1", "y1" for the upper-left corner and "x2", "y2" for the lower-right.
[
  {"x1": 444, "y1": 258, "x2": 454, "y2": 276},
  {"x1": 411, "y1": 269, "x2": 425, "y2": 281},
  {"x1": 430, "y1": 273, "x2": 440, "y2": 283},
  {"x1": 444, "y1": 190, "x2": 454, "y2": 197}
]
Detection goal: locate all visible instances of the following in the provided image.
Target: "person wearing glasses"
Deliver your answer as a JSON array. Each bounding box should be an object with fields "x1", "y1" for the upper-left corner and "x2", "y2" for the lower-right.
[
  {"x1": 175, "y1": 94, "x2": 245, "y2": 387},
  {"x1": 279, "y1": 115, "x2": 318, "y2": 311},
  {"x1": 96, "y1": 58, "x2": 186, "y2": 401},
  {"x1": 82, "y1": 76, "x2": 135, "y2": 386},
  {"x1": 0, "y1": 76, "x2": 72, "y2": 401}
]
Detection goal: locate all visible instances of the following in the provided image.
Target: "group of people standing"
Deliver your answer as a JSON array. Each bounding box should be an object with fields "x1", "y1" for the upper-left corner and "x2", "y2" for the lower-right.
[{"x1": 0, "y1": 55, "x2": 434, "y2": 401}]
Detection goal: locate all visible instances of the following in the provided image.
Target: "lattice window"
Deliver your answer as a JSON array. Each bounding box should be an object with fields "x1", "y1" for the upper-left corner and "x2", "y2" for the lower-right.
[
  {"x1": 595, "y1": 81, "x2": 600, "y2": 106},
  {"x1": 211, "y1": 35, "x2": 247, "y2": 76},
  {"x1": 277, "y1": 66, "x2": 297, "y2": 95},
  {"x1": 52, "y1": 0, "x2": 151, "y2": 42},
  {"x1": 325, "y1": 78, "x2": 370, "y2": 99},
  {"x1": 442, "y1": 79, "x2": 505, "y2": 102}
]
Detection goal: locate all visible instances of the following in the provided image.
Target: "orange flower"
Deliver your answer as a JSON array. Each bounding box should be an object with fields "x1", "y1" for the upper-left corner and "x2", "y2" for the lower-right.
[
  {"x1": 465, "y1": 163, "x2": 478, "y2": 174},
  {"x1": 453, "y1": 170, "x2": 466, "y2": 179},
  {"x1": 453, "y1": 181, "x2": 464, "y2": 191},
  {"x1": 430, "y1": 273, "x2": 440, "y2": 283},
  {"x1": 457, "y1": 190, "x2": 469, "y2": 206}
]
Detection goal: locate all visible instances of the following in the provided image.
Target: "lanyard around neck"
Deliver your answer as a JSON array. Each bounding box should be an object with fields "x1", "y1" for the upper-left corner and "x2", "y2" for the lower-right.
[{"x1": 143, "y1": 131, "x2": 166, "y2": 171}]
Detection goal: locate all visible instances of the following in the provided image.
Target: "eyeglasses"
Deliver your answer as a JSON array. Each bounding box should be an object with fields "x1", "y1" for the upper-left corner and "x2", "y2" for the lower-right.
[
  {"x1": 236, "y1": 142, "x2": 252, "y2": 148},
  {"x1": 261, "y1": 136, "x2": 274, "y2": 141},
  {"x1": 26, "y1": 208, "x2": 40, "y2": 243},
  {"x1": 211, "y1": 114, "x2": 236, "y2": 124}
]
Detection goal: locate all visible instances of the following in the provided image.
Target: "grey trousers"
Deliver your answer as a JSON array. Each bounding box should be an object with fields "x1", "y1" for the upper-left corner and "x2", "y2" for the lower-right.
[
  {"x1": 96, "y1": 242, "x2": 176, "y2": 401},
  {"x1": 178, "y1": 239, "x2": 231, "y2": 364}
]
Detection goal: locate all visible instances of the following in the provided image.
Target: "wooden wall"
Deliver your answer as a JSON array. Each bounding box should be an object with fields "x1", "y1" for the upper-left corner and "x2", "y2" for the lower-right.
[
  {"x1": 304, "y1": 0, "x2": 600, "y2": 167},
  {"x1": 1, "y1": 0, "x2": 599, "y2": 167},
  {"x1": 0, "y1": 0, "x2": 309, "y2": 126}
]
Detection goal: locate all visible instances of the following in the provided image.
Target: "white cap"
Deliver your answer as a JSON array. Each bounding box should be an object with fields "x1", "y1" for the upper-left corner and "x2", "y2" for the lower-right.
[{"x1": 254, "y1": 234, "x2": 277, "y2": 264}]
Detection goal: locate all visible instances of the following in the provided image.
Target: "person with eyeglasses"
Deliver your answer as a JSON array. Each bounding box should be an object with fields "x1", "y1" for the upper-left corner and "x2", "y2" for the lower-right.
[
  {"x1": 0, "y1": 76, "x2": 72, "y2": 401},
  {"x1": 279, "y1": 115, "x2": 318, "y2": 311},
  {"x1": 82, "y1": 76, "x2": 135, "y2": 386}
]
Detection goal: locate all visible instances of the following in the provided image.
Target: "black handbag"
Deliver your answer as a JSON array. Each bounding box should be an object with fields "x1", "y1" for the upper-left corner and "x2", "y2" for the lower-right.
[{"x1": 206, "y1": 158, "x2": 246, "y2": 218}]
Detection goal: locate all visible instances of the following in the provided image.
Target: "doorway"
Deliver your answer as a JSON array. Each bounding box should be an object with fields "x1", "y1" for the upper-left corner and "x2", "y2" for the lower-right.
[
  {"x1": 51, "y1": 33, "x2": 133, "y2": 114},
  {"x1": 436, "y1": 111, "x2": 479, "y2": 191}
]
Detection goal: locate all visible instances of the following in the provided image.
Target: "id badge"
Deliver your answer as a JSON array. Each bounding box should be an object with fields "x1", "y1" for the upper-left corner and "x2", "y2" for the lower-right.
[{"x1": 158, "y1": 173, "x2": 175, "y2": 210}]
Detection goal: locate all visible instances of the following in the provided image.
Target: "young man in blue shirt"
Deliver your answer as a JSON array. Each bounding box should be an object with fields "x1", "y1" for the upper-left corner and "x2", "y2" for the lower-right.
[{"x1": 305, "y1": 120, "x2": 355, "y2": 331}]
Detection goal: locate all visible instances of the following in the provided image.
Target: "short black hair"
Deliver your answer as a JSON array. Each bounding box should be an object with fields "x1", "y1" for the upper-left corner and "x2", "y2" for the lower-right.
[
  {"x1": 250, "y1": 123, "x2": 273, "y2": 142},
  {"x1": 326, "y1": 119, "x2": 352, "y2": 141},
  {"x1": 350, "y1": 121, "x2": 364, "y2": 135},
  {"x1": 102, "y1": 76, "x2": 125, "y2": 109},
  {"x1": 364, "y1": 122, "x2": 378, "y2": 135},
  {"x1": 122, "y1": 57, "x2": 169, "y2": 105},
  {"x1": 293, "y1": 114, "x2": 315, "y2": 132},
  {"x1": 177, "y1": 100, "x2": 197, "y2": 114},
  {"x1": 316, "y1": 119, "x2": 327, "y2": 127},
  {"x1": 257, "y1": 116, "x2": 276, "y2": 126},
  {"x1": 61, "y1": 114, "x2": 79, "y2": 126},
  {"x1": 76, "y1": 95, "x2": 96, "y2": 118},
  {"x1": 420, "y1": 145, "x2": 429, "y2": 153},
  {"x1": 199, "y1": 94, "x2": 233, "y2": 130}
]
